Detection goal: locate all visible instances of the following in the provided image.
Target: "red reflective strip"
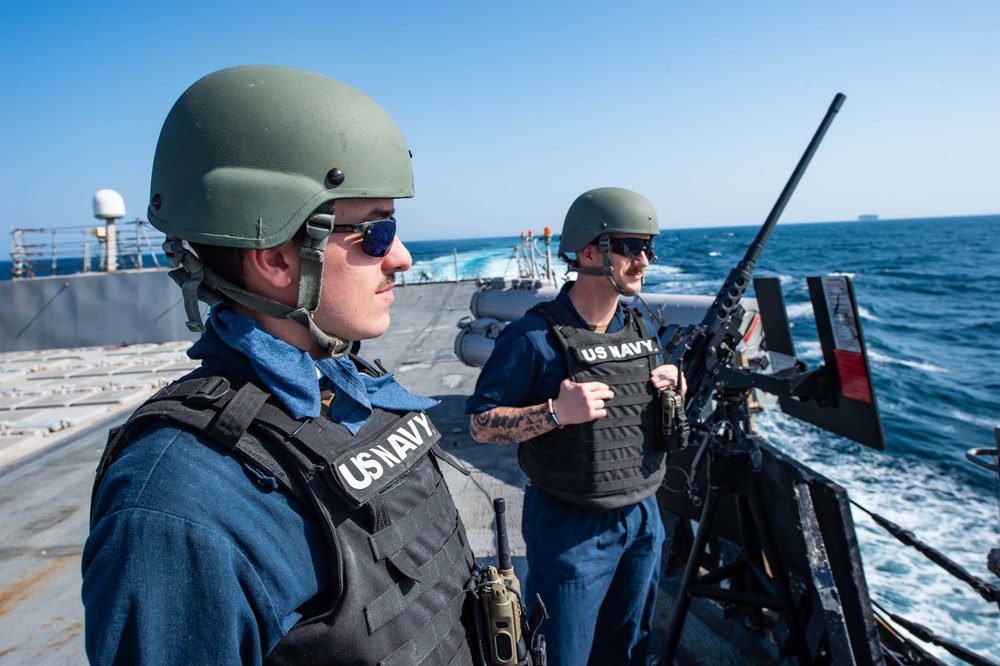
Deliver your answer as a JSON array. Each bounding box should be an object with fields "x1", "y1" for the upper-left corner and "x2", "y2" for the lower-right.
[
  {"x1": 742, "y1": 313, "x2": 760, "y2": 344},
  {"x1": 834, "y1": 349, "x2": 873, "y2": 404}
]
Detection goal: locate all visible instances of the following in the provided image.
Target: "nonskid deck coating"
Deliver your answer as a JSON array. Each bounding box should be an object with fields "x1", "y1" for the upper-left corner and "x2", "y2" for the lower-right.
[{"x1": 0, "y1": 341, "x2": 198, "y2": 468}]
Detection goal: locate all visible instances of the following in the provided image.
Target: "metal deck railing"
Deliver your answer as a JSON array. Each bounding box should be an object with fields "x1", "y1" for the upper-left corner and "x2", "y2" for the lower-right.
[
  {"x1": 7, "y1": 221, "x2": 557, "y2": 285},
  {"x1": 8, "y1": 220, "x2": 166, "y2": 279}
]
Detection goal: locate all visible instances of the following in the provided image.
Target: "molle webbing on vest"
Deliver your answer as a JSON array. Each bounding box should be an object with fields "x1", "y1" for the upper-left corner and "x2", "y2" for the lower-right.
[
  {"x1": 262, "y1": 413, "x2": 475, "y2": 666},
  {"x1": 380, "y1": 592, "x2": 474, "y2": 666},
  {"x1": 520, "y1": 299, "x2": 666, "y2": 510},
  {"x1": 364, "y1": 480, "x2": 469, "y2": 633},
  {"x1": 368, "y1": 478, "x2": 455, "y2": 564},
  {"x1": 365, "y1": 512, "x2": 469, "y2": 634}
]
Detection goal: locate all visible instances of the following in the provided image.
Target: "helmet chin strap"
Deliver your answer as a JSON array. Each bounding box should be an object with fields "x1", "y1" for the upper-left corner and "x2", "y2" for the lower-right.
[
  {"x1": 163, "y1": 212, "x2": 354, "y2": 357},
  {"x1": 566, "y1": 235, "x2": 637, "y2": 297},
  {"x1": 289, "y1": 213, "x2": 352, "y2": 356}
]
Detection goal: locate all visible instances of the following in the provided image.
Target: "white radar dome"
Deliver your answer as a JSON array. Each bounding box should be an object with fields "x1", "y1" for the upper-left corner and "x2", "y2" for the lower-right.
[{"x1": 93, "y1": 189, "x2": 126, "y2": 220}]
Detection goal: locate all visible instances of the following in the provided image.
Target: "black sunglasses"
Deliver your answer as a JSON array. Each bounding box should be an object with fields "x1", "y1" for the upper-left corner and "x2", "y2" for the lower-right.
[
  {"x1": 331, "y1": 217, "x2": 397, "y2": 257},
  {"x1": 608, "y1": 237, "x2": 656, "y2": 263}
]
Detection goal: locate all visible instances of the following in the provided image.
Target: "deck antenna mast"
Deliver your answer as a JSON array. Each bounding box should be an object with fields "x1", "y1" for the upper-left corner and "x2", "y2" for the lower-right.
[
  {"x1": 93, "y1": 189, "x2": 126, "y2": 273},
  {"x1": 542, "y1": 226, "x2": 555, "y2": 284},
  {"x1": 515, "y1": 233, "x2": 527, "y2": 278},
  {"x1": 526, "y1": 230, "x2": 538, "y2": 279}
]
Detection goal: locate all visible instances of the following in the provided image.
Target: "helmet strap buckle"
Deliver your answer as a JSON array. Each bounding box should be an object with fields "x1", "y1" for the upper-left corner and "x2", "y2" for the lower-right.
[
  {"x1": 305, "y1": 213, "x2": 335, "y2": 241},
  {"x1": 294, "y1": 211, "x2": 352, "y2": 356},
  {"x1": 597, "y1": 234, "x2": 631, "y2": 296},
  {"x1": 598, "y1": 235, "x2": 612, "y2": 267},
  {"x1": 162, "y1": 238, "x2": 221, "y2": 333},
  {"x1": 297, "y1": 213, "x2": 335, "y2": 313}
]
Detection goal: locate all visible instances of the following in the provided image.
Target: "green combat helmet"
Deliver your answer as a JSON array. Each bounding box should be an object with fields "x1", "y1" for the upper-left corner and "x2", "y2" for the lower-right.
[
  {"x1": 557, "y1": 187, "x2": 659, "y2": 294},
  {"x1": 148, "y1": 65, "x2": 414, "y2": 355}
]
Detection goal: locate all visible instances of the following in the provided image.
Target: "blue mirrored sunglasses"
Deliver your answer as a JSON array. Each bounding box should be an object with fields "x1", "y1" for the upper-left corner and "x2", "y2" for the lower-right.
[
  {"x1": 331, "y1": 217, "x2": 397, "y2": 257},
  {"x1": 609, "y1": 237, "x2": 656, "y2": 262}
]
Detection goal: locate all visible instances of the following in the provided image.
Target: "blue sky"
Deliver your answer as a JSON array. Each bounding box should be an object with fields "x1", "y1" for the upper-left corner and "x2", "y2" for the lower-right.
[{"x1": 1, "y1": 1, "x2": 997, "y2": 254}]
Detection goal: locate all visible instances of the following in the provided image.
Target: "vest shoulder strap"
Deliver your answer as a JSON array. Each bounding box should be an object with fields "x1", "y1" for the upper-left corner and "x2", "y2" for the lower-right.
[
  {"x1": 529, "y1": 298, "x2": 652, "y2": 356},
  {"x1": 529, "y1": 298, "x2": 648, "y2": 335},
  {"x1": 621, "y1": 302, "x2": 649, "y2": 338},
  {"x1": 94, "y1": 375, "x2": 312, "y2": 511},
  {"x1": 527, "y1": 299, "x2": 580, "y2": 356},
  {"x1": 527, "y1": 299, "x2": 577, "y2": 328}
]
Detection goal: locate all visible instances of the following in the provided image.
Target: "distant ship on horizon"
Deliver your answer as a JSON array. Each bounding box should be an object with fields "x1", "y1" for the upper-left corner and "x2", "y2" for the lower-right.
[{"x1": 858, "y1": 214, "x2": 879, "y2": 221}]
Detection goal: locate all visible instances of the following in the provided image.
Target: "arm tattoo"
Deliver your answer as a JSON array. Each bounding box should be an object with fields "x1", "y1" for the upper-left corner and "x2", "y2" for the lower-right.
[{"x1": 470, "y1": 404, "x2": 555, "y2": 444}]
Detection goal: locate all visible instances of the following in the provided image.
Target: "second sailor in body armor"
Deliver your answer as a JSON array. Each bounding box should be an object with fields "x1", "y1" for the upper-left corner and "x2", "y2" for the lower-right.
[{"x1": 467, "y1": 187, "x2": 685, "y2": 666}]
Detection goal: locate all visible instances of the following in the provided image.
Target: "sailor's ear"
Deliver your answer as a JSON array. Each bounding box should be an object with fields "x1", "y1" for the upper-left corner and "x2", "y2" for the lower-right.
[
  {"x1": 577, "y1": 243, "x2": 600, "y2": 265},
  {"x1": 243, "y1": 241, "x2": 300, "y2": 291}
]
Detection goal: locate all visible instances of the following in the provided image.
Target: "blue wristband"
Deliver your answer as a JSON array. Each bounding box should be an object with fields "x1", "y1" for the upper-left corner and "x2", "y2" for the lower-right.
[{"x1": 547, "y1": 399, "x2": 564, "y2": 429}]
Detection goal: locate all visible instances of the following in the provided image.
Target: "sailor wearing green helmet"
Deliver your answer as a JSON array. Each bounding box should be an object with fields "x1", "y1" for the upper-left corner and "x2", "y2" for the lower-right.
[
  {"x1": 146, "y1": 64, "x2": 416, "y2": 356},
  {"x1": 83, "y1": 66, "x2": 479, "y2": 664},
  {"x1": 468, "y1": 187, "x2": 684, "y2": 666}
]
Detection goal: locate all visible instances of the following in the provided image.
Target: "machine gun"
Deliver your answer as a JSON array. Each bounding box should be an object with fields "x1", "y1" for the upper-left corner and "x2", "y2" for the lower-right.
[
  {"x1": 476, "y1": 498, "x2": 546, "y2": 666},
  {"x1": 661, "y1": 92, "x2": 884, "y2": 456},
  {"x1": 657, "y1": 94, "x2": 896, "y2": 665},
  {"x1": 662, "y1": 92, "x2": 870, "y2": 444}
]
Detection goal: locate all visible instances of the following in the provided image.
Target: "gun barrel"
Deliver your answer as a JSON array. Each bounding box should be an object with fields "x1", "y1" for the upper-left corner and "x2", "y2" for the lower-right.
[
  {"x1": 703, "y1": 93, "x2": 846, "y2": 331},
  {"x1": 494, "y1": 498, "x2": 512, "y2": 573},
  {"x1": 744, "y1": 92, "x2": 846, "y2": 268},
  {"x1": 672, "y1": 94, "x2": 847, "y2": 425}
]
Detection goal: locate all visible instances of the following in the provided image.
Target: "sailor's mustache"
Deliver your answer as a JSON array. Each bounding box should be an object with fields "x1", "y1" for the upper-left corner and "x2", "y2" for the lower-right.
[{"x1": 377, "y1": 275, "x2": 396, "y2": 292}]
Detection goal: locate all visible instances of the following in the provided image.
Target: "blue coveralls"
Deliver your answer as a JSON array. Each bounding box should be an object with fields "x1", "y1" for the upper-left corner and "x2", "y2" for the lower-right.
[{"x1": 467, "y1": 283, "x2": 665, "y2": 666}]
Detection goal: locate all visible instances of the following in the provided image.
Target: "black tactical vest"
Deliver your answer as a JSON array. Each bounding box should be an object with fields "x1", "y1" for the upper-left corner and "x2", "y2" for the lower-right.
[
  {"x1": 93, "y1": 365, "x2": 477, "y2": 666},
  {"x1": 519, "y1": 300, "x2": 665, "y2": 511}
]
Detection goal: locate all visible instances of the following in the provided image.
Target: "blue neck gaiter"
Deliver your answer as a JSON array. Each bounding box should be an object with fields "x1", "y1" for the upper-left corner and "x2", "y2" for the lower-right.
[{"x1": 188, "y1": 308, "x2": 437, "y2": 434}]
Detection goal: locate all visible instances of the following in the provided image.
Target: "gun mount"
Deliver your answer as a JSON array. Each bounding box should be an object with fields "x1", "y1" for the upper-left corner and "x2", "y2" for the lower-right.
[{"x1": 659, "y1": 93, "x2": 892, "y2": 664}]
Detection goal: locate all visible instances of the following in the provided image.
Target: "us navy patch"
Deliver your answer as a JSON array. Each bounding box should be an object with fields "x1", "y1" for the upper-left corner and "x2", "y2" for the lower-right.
[
  {"x1": 573, "y1": 337, "x2": 662, "y2": 365},
  {"x1": 329, "y1": 411, "x2": 441, "y2": 506}
]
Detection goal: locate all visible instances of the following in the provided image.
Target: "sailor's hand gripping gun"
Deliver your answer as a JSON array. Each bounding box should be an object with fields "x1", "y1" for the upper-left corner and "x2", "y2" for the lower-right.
[{"x1": 475, "y1": 498, "x2": 547, "y2": 666}]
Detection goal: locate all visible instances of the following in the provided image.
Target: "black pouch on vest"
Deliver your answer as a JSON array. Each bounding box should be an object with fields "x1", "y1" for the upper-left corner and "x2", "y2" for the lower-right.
[{"x1": 657, "y1": 388, "x2": 689, "y2": 452}]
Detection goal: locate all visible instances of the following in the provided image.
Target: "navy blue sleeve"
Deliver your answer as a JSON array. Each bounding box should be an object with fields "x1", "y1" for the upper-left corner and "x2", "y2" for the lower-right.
[
  {"x1": 466, "y1": 315, "x2": 567, "y2": 414},
  {"x1": 82, "y1": 424, "x2": 325, "y2": 665}
]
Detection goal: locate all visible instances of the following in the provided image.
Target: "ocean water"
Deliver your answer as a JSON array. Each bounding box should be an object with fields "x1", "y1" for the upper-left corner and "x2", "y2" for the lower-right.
[{"x1": 406, "y1": 215, "x2": 1000, "y2": 663}]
